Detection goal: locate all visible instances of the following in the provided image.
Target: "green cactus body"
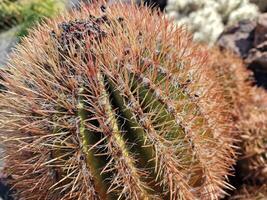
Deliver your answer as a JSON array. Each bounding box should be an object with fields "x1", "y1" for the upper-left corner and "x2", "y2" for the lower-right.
[{"x1": 0, "y1": 3, "x2": 235, "y2": 200}]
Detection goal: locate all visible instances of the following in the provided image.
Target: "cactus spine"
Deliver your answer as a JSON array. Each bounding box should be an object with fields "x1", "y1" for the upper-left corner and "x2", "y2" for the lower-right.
[{"x1": 0, "y1": 3, "x2": 236, "y2": 200}]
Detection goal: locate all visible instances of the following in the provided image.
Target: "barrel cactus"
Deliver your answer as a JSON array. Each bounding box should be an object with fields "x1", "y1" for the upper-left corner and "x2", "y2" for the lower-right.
[
  {"x1": 207, "y1": 48, "x2": 252, "y2": 122},
  {"x1": 207, "y1": 48, "x2": 267, "y2": 184},
  {"x1": 0, "y1": 3, "x2": 236, "y2": 199},
  {"x1": 237, "y1": 87, "x2": 267, "y2": 183}
]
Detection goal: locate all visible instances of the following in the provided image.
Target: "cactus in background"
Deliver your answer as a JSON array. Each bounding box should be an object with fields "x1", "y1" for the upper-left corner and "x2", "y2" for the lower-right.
[
  {"x1": 0, "y1": 0, "x2": 22, "y2": 30},
  {"x1": 0, "y1": 0, "x2": 65, "y2": 36},
  {"x1": 208, "y1": 48, "x2": 267, "y2": 184},
  {"x1": 0, "y1": 3, "x2": 236, "y2": 200},
  {"x1": 166, "y1": 0, "x2": 259, "y2": 44},
  {"x1": 207, "y1": 48, "x2": 252, "y2": 121},
  {"x1": 237, "y1": 87, "x2": 267, "y2": 184}
]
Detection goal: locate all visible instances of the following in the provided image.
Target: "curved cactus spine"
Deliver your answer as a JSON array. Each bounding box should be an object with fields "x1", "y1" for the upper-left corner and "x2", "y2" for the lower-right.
[{"x1": 0, "y1": 3, "x2": 236, "y2": 200}]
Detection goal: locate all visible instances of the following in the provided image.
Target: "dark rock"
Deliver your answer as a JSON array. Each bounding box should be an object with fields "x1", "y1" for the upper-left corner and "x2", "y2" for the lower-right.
[
  {"x1": 108, "y1": 0, "x2": 167, "y2": 11},
  {"x1": 0, "y1": 174, "x2": 13, "y2": 200},
  {"x1": 254, "y1": 13, "x2": 267, "y2": 46},
  {"x1": 217, "y1": 20, "x2": 256, "y2": 58},
  {"x1": 246, "y1": 42, "x2": 267, "y2": 70},
  {"x1": 138, "y1": 0, "x2": 167, "y2": 11},
  {"x1": 218, "y1": 14, "x2": 267, "y2": 89},
  {"x1": 245, "y1": 41, "x2": 267, "y2": 88}
]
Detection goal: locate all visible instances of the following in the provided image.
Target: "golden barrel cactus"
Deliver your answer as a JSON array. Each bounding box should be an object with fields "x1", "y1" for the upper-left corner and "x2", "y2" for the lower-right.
[{"x1": 0, "y1": 3, "x2": 236, "y2": 200}]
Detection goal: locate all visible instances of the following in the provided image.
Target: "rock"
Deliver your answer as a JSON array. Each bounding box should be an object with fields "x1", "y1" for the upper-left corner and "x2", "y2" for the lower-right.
[
  {"x1": 254, "y1": 13, "x2": 267, "y2": 46},
  {"x1": 138, "y1": 0, "x2": 167, "y2": 11},
  {"x1": 217, "y1": 20, "x2": 256, "y2": 58},
  {"x1": 245, "y1": 41, "x2": 267, "y2": 88},
  {"x1": 218, "y1": 13, "x2": 267, "y2": 89},
  {"x1": 246, "y1": 41, "x2": 267, "y2": 69},
  {"x1": 0, "y1": 174, "x2": 13, "y2": 200},
  {"x1": 108, "y1": 0, "x2": 167, "y2": 11}
]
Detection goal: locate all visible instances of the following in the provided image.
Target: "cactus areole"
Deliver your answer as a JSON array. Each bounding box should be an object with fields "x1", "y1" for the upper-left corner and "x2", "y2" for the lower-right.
[{"x1": 0, "y1": 3, "x2": 235, "y2": 200}]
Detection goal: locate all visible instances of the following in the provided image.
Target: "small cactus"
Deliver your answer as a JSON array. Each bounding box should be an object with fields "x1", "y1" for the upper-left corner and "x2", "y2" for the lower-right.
[{"x1": 0, "y1": 3, "x2": 236, "y2": 199}]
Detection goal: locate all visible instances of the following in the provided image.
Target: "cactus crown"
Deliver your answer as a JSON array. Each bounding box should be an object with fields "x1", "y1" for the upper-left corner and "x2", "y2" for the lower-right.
[{"x1": 0, "y1": 3, "x2": 235, "y2": 200}]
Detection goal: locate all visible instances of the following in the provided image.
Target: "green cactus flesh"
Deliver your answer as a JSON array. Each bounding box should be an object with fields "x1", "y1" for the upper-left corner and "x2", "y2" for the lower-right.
[{"x1": 0, "y1": 4, "x2": 235, "y2": 200}]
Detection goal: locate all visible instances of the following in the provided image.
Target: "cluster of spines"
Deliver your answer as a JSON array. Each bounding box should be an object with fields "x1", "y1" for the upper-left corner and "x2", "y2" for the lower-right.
[{"x1": 0, "y1": 3, "x2": 236, "y2": 200}]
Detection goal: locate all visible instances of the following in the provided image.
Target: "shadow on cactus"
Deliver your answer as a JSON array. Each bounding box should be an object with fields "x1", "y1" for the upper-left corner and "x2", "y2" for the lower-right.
[{"x1": 0, "y1": 3, "x2": 236, "y2": 199}]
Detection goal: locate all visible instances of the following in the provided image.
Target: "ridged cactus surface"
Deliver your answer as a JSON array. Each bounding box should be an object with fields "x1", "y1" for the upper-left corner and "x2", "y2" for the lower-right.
[{"x1": 0, "y1": 3, "x2": 236, "y2": 200}]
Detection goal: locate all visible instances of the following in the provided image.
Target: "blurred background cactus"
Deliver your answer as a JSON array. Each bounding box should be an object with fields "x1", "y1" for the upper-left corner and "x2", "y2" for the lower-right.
[
  {"x1": 0, "y1": 0, "x2": 65, "y2": 36},
  {"x1": 0, "y1": 0, "x2": 22, "y2": 31},
  {"x1": 236, "y1": 87, "x2": 267, "y2": 184},
  {"x1": 0, "y1": 3, "x2": 237, "y2": 199},
  {"x1": 0, "y1": 0, "x2": 68, "y2": 67},
  {"x1": 207, "y1": 47, "x2": 267, "y2": 198},
  {"x1": 166, "y1": 0, "x2": 259, "y2": 44}
]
